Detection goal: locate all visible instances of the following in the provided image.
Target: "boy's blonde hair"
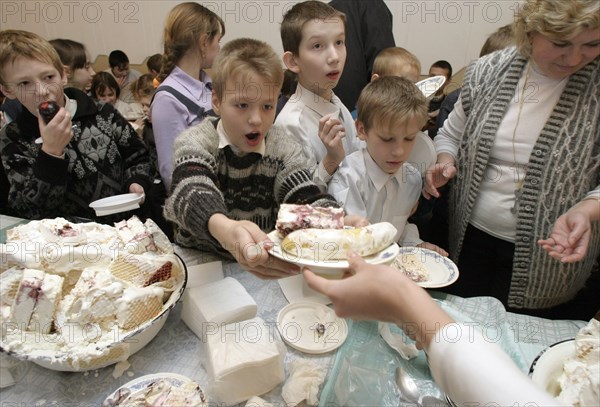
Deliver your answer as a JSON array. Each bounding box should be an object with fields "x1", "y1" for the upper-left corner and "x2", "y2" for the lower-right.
[
  {"x1": 130, "y1": 73, "x2": 156, "y2": 100},
  {"x1": 357, "y1": 76, "x2": 427, "y2": 132},
  {"x1": 514, "y1": 0, "x2": 599, "y2": 58},
  {"x1": 373, "y1": 47, "x2": 421, "y2": 80},
  {"x1": 281, "y1": 1, "x2": 346, "y2": 55},
  {"x1": 479, "y1": 24, "x2": 515, "y2": 57},
  {"x1": 212, "y1": 38, "x2": 284, "y2": 101},
  {"x1": 0, "y1": 30, "x2": 64, "y2": 86},
  {"x1": 159, "y1": 2, "x2": 225, "y2": 83}
]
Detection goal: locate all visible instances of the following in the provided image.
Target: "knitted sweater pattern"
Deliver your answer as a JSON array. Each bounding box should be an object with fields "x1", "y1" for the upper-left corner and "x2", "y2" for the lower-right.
[
  {"x1": 164, "y1": 119, "x2": 338, "y2": 261},
  {"x1": 450, "y1": 47, "x2": 600, "y2": 309},
  {"x1": 0, "y1": 88, "x2": 152, "y2": 222}
]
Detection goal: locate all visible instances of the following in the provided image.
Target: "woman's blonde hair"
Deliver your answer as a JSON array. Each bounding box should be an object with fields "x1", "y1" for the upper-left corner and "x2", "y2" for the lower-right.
[
  {"x1": 514, "y1": 0, "x2": 600, "y2": 58},
  {"x1": 0, "y1": 30, "x2": 64, "y2": 86},
  {"x1": 158, "y1": 2, "x2": 224, "y2": 83},
  {"x1": 211, "y1": 38, "x2": 283, "y2": 101},
  {"x1": 357, "y1": 76, "x2": 428, "y2": 132}
]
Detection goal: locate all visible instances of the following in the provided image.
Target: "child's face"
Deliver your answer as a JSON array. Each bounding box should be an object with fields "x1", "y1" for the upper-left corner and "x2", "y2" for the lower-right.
[
  {"x1": 357, "y1": 118, "x2": 422, "y2": 175},
  {"x1": 288, "y1": 17, "x2": 346, "y2": 100},
  {"x1": 211, "y1": 72, "x2": 278, "y2": 154},
  {"x1": 112, "y1": 63, "x2": 129, "y2": 79},
  {"x1": 139, "y1": 95, "x2": 152, "y2": 121},
  {"x1": 71, "y1": 60, "x2": 95, "y2": 92},
  {"x1": 97, "y1": 88, "x2": 117, "y2": 105},
  {"x1": 0, "y1": 56, "x2": 66, "y2": 117}
]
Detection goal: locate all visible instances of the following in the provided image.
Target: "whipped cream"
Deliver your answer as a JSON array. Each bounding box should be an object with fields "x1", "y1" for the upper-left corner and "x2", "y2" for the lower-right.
[{"x1": 557, "y1": 318, "x2": 600, "y2": 406}]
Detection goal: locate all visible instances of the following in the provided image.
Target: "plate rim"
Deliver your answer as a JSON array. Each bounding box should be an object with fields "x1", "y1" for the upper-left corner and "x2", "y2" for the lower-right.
[
  {"x1": 528, "y1": 338, "x2": 575, "y2": 377},
  {"x1": 415, "y1": 75, "x2": 446, "y2": 98},
  {"x1": 393, "y1": 246, "x2": 459, "y2": 288},
  {"x1": 89, "y1": 193, "x2": 144, "y2": 209},
  {"x1": 277, "y1": 301, "x2": 348, "y2": 354},
  {"x1": 266, "y1": 230, "x2": 400, "y2": 270}
]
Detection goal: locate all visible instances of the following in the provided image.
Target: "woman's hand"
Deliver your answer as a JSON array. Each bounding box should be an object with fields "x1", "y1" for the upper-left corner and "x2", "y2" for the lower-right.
[
  {"x1": 38, "y1": 107, "x2": 73, "y2": 157},
  {"x1": 538, "y1": 198, "x2": 600, "y2": 262},
  {"x1": 209, "y1": 214, "x2": 301, "y2": 279},
  {"x1": 424, "y1": 153, "x2": 456, "y2": 199}
]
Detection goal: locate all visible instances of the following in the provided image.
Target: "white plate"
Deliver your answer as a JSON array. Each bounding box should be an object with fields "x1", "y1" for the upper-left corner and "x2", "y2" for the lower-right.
[
  {"x1": 392, "y1": 247, "x2": 459, "y2": 288},
  {"x1": 415, "y1": 75, "x2": 446, "y2": 98},
  {"x1": 267, "y1": 231, "x2": 400, "y2": 278},
  {"x1": 89, "y1": 193, "x2": 144, "y2": 216},
  {"x1": 529, "y1": 339, "x2": 575, "y2": 397},
  {"x1": 103, "y1": 372, "x2": 206, "y2": 406},
  {"x1": 406, "y1": 131, "x2": 436, "y2": 176},
  {"x1": 277, "y1": 302, "x2": 348, "y2": 354}
]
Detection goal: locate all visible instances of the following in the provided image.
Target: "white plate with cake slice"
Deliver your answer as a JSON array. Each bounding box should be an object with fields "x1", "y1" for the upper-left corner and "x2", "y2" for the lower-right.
[
  {"x1": 391, "y1": 247, "x2": 458, "y2": 288},
  {"x1": 267, "y1": 230, "x2": 399, "y2": 278}
]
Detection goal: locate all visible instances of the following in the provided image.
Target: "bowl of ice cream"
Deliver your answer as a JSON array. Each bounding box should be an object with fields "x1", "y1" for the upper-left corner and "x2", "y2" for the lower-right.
[
  {"x1": 529, "y1": 318, "x2": 599, "y2": 406},
  {"x1": 0, "y1": 216, "x2": 187, "y2": 371}
]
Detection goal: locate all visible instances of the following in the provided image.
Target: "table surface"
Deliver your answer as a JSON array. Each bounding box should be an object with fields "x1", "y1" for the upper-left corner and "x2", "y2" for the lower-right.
[{"x1": 0, "y1": 216, "x2": 586, "y2": 405}]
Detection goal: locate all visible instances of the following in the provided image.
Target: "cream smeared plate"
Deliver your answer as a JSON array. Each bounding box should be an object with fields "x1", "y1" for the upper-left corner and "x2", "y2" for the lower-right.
[
  {"x1": 529, "y1": 339, "x2": 575, "y2": 397},
  {"x1": 415, "y1": 75, "x2": 446, "y2": 99},
  {"x1": 392, "y1": 247, "x2": 458, "y2": 288},
  {"x1": 267, "y1": 231, "x2": 399, "y2": 278},
  {"x1": 103, "y1": 372, "x2": 207, "y2": 406},
  {"x1": 89, "y1": 193, "x2": 144, "y2": 216},
  {"x1": 277, "y1": 302, "x2": 348, "y2": 354}
]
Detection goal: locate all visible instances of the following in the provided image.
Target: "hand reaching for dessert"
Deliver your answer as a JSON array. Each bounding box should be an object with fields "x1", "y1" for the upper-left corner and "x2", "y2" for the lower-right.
[
  {"x1": 416, "y1": 242, "x2": 448, "y2": 257},
  {"x1": 208, "y1": 214, "x2": 301, "y2": 279},
  {"x1": 423, "y1": 153, "x2": 456, "y2": 199}
]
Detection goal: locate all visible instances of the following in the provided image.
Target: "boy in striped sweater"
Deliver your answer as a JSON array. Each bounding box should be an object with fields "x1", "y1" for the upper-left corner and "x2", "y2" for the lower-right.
[{"x1": 164, "y1": 38, "x2": 364, "y2": 279}]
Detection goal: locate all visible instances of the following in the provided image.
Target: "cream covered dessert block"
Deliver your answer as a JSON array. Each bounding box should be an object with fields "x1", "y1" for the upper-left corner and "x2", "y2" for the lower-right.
[
  {"x1": 0, "y1": 267, "x2": 24, "y2": 319},
  {"x1": 11, "y1": 268, "x2": 44, "y2": 329},
  {"x1": 204, "y1": 317, "x2": 285, "y2": 405},
  {"x1": 29, "y1": 273, "x2": 64, "y2": 334},
  {"x1": 391, "y1": 253, "x2": 430, "y2": 282},
  {"x1": 276, "y1": 204, "x2": 344, "y2": 237},
  {"x1": 108, "y1": 254, "x2": 174, "y2": 288},
  {"x1": 115, "y1": 216, "x2": 173, "y2": 254},
  {"x1": 116, "y1": 286, "x2": 164, "y2": 330}
]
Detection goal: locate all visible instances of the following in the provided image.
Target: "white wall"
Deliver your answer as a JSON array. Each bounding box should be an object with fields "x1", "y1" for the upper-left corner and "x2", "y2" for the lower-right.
[{"x1": 1, "y1": 0, "x2": 521, "y2": 73}]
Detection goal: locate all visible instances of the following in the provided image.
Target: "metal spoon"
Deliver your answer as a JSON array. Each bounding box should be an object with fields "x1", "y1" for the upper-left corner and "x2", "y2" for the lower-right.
[{"x1": 395, "y1": 366, "x2": 421, "y2": 404}]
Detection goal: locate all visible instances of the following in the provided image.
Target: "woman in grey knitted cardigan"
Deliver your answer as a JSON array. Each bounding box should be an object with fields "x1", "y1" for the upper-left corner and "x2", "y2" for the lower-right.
[{"x1": 425, "y1": 0, "x2": 599, "y2": 319}]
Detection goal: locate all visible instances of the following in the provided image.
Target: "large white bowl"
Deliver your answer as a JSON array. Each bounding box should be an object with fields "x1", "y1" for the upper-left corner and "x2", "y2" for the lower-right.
[
  {"x1": 1, "y1": 255, "x2": 187, "y2": 372},
  {"x1": 529, "y1": 339, "x2": 575, "y2": 396}
]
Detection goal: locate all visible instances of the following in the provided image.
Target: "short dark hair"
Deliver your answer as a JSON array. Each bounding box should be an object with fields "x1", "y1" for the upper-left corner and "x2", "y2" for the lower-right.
[
  {"x1": 91, "y1": 71, "x2": 120, "y2": 99},
  {"x1": 281, "y1": 1, "x2": 346, "y2": 55},
  {"x1": 146, "y1": 53, "x2": 162, "y2": 73},
  {"x1": 108, "y1": 50, "x2": 129, "y2": 68},
  {"x1": 49, "y1": 38, "x2": 87, "y2": 70},
  {"x1": 430, "y1": 60, "x2": 452, "y2": 79}
]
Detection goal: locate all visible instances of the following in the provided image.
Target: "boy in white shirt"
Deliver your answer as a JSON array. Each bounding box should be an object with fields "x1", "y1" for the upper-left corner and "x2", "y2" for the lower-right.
[
  {"x1": 329, "y1": 76, "x2": 447, "y2": 253},
  {"x1": 275, "y1": 1, "x2": 362, "y2": 189}
]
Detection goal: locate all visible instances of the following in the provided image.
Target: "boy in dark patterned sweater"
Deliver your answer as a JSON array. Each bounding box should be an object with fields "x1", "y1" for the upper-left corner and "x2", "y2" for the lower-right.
[
  {"x1": 164, "y1": 38, "x2": 365, "y2": 279},
  {"x1": 0, "y1": 30, "x2": 153, "y2": 223}
]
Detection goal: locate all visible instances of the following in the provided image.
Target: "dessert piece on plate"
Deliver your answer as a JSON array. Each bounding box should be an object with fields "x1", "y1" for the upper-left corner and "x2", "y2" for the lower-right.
[
  {"x1": 557, "y1": 317, "x2": 600, "y2": 406},
  {"x1": 391, "y1": 253, "x2": 429, "y2": 283},
  {"x1": 115, "y1": 216, "x2": 173, "y2": 254},
  {"x1": 275, "y1": 203, "x2": 344, "y2": 237},
  {"x1": 281, "y1": 222, "x2": 397, "y2": 260}
]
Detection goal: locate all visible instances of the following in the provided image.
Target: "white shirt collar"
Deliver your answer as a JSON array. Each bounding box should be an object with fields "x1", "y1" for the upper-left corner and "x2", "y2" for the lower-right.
[
  {"x1": 362, "y1": 148, "x2": 409, "y2": 191},
  {"x1": 217, "y1": 120, "x2": 265, "y2": 156},
  {"x1": 64, "y1": 94, "x2": 77, "y2": 117},
  {"x1": 296, "y1": 83, "x2": 341, "y2": 119}
]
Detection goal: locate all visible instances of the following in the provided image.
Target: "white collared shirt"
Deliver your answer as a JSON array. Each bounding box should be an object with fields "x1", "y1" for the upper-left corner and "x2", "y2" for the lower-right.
[
  {"x1": 275, "y1": 83, "x2": 363, "y2": 189},
  {"x1": 328, "y1": 148, "x2": 423, "y2": 246}
]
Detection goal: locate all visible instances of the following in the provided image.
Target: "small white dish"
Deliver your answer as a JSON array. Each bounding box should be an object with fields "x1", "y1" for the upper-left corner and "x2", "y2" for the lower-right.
[
  {"x1": 406, "y1": 131, "x2": 436, "y2": 176},
  {"x1": 415, "y1": 75, "x2": 446, "y2": 99},
  {"x1": 89, "y1": 193, "x2": 144, "y2": 216},
  {"x1": 529, "y1": 339, "x2": 575, "y2": 397},
  {"x1": 277, "y1": 302, "x2": 348, "y2": 354},
  {"x1": 392, "y1": 247, "x2": 459, "y2": 288},
  {"x1": 103, "y1": 372, "x2": 206, "y2": 406},
  {"x1": 267, "y1": 231, "x2": 399, "y2": 278}
]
